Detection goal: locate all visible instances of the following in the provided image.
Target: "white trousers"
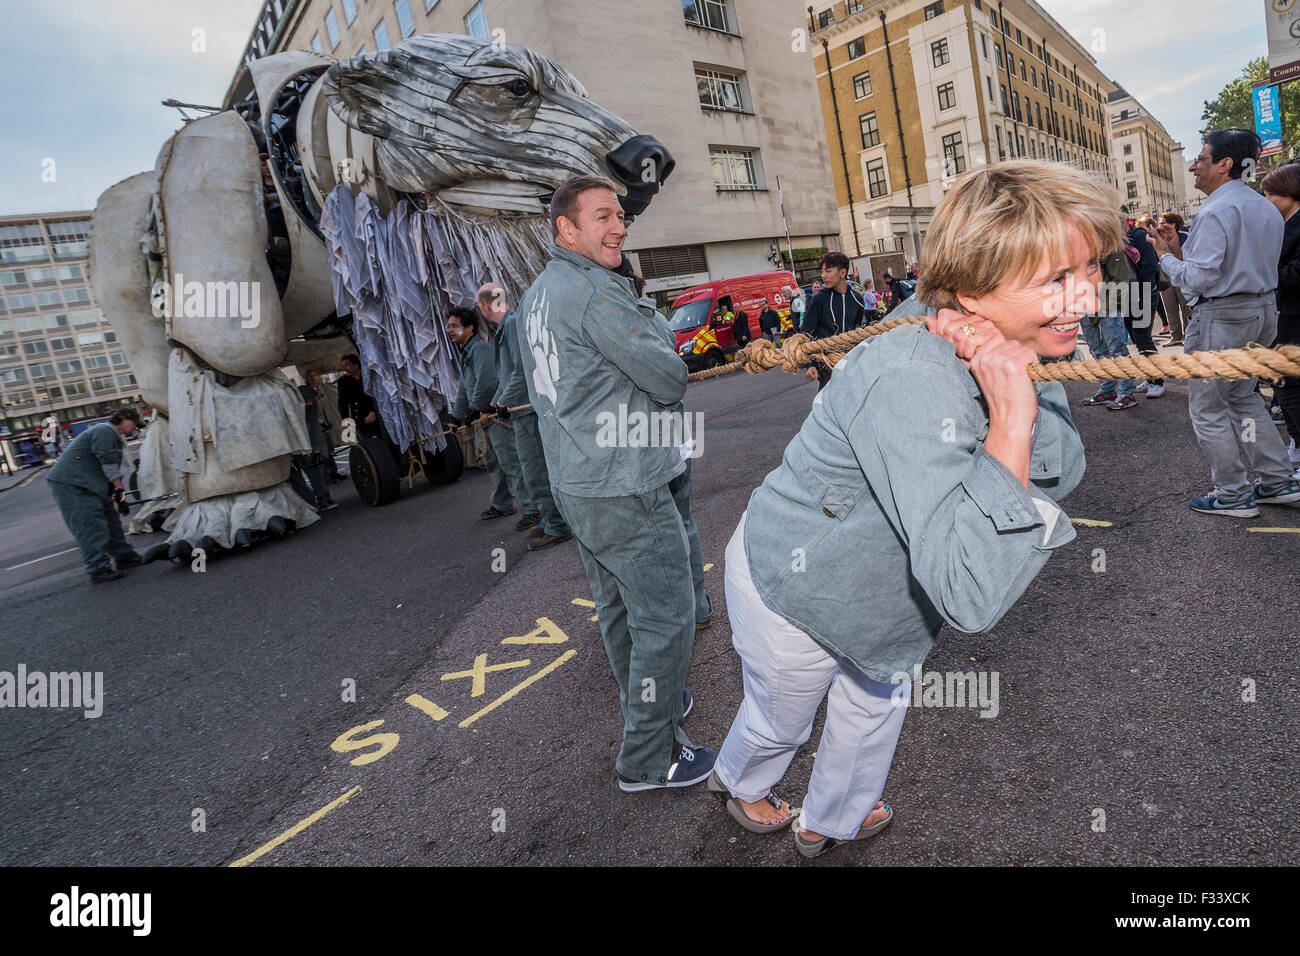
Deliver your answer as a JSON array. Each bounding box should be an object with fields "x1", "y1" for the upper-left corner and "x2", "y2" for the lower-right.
[{"x1": 714, "y1": 513, "x2": 909, "y2": 841}]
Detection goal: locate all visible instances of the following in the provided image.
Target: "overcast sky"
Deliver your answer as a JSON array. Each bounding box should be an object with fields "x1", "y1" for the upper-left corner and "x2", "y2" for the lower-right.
[{"x1": 0, "y1": 0, "x2": 1270, "y2": 216}]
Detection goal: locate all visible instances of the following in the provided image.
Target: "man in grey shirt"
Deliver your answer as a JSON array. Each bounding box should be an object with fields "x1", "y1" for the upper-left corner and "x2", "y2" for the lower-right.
[
  {"x1": 1151, "y1": 128, "x2": 1300, "y2": 515},
  {"x1": 516, "y1": 175, "x2": 714, "y2": 791}
]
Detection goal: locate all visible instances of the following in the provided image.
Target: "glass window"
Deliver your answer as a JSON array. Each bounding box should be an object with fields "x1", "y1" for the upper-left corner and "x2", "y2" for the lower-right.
[
  {"x1": 866, "y1": 158, "x2": 888, "y2": 198},
  {"x1": 853, "y1": 71, "x2": 872, "y2": 99},
  {"x1": 30, "y1": 362, "x2": 55, "y2": 380},
  {"x1": 57, "y1": 359, "x2": 82, "y2": 375},
  {"x1": 373, "y1": 19, "x2": 391, "y2": 50},
  {"x1": 50, "y1": 337, "x2": 74, "y2": 352},
  {"x1": 847, "y1": 37, "x2": 866, "y2": 60},
  {"x1": 56, "y1": 264, "x2": 82, "y2": 280},
  {"x1": 22, "y1": 340, "x2": 48, "y2": 356},
  {"x1": 710, "y1": 147, "x2": 762, "y2": 190},
  {"x1": 1, "y1": 270, "x2": 25, "y2": 286},
  {"x1": 111, "y1": 352, "x2": 128, "y2": 367},
  {"x1": 980, "y1": 34, "x2": 988, "y2": 58},
  {"x1": 931, "y1": 39, "x2": 949, "y2": 67},
  {"x1": 68, "y1": 309, "x2": 98, "y2": 327},
  {"x1": 28, "y1": 266, "x2": 56, "y2": 282},
  {"x1": 987, "y1": 75, "x2": 994, "y2": 100},
  {"x1": 311, "y1": 32, "x2": 322, "y2": 54},
  {"x1": 1125, "y1": 161, "x2": 1134, "y2": 172},
  {"x1": 816, "y1": 8, "x2": 833, "y2": 29},
  {"x1": 77, "y1": 332, "x2": 103, "y2": 346},
  {"x1": 1020, "y1": 60, "x2": 1026, "y2": 81},
  {"x1": 859, "y1": 112, "x2": 880, "y2": 148},
  {"x1": 36, "y1": 291, "x2": 61, "y2": 307},
  {"x1": 937, "y1": 82, "x2": 956, "y2": 111},
  {"x1": 63, "y1": 287, "x2": 90, "y2": 304},
  {"x1": 7, "y1": 293, "x2": 34, "y2": 310},
  {"x1": 118, "y1": 373, "x2": 137, "y2": 388},
  {"x1": 84, "y1": 354, "x2": 110, "y2": 370},
  {"x1": 1, "y1": 368, "x2": 27, "y2": 384},
  {"x1": 942, "y1": 132, "x2": 966, "y2": 175},
  {"x1": 923, "y1": 1, "x2": 944, "y2": 20},
  {"x1": 686, "y1": 0, "x2": 732, "y2": 32},
  {"x1": 324, "y1": 9, "x2": 340, "y2": 48},
  {"x1": 342, "y1": 0, "x2": 357, "y2": 23},
  {"x1": 1127, "y1": 182, "x2": 1138, "y2": 199},
  {"x1": 397, "y1": 0, "x2": 416, "y2": 39},
  {"x1": 43, "y1": 313, "x2": 68, "y2": 330},
  {"x1": 696, "y1": 68, "x2": 745, "y2": 111}
]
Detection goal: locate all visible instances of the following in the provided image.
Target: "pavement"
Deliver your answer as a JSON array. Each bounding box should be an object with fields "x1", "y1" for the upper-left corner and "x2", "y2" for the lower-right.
[{"x1": 1, "y1": 344, "x2": 1297, "y2": 867}]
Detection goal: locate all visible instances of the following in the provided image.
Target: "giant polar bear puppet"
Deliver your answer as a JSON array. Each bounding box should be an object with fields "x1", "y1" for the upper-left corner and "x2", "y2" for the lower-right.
[{"x1": 90, "y1": 35, "x2": 673, "y2": 562}]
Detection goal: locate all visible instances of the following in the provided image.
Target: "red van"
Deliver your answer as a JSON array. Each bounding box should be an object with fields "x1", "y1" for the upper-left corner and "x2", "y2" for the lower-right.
[{"x1": 667, "y1": 270, "x2": 800, "y2": 368}]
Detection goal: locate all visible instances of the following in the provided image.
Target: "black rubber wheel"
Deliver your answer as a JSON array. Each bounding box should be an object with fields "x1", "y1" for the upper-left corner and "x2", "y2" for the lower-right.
[
  {"x1": 705, "y1": 349, "x2": 726, "y2": 369},
  {"x1": 419, "y1": 436, "x2": 464, "y2": 486},
  {"x1": 349, "y1": 434, "x2": 401, "y2": 507}
]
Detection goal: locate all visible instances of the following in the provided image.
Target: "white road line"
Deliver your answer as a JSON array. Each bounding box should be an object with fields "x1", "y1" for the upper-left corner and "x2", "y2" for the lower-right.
[{"x1": 4, "y1": 547, "x2": 79, "y2": 571}]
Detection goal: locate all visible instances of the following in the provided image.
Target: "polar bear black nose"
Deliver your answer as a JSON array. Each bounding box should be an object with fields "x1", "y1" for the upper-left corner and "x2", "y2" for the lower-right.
[{"x1": 605, "y1": 135, "x2": 676, "y2": 188}]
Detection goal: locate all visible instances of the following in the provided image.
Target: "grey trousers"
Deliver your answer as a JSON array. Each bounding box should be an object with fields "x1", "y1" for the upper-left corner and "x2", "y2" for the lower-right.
[
  {"x1": 667, "y1": 458, "x2": 711, "y2": 625},
  {"x1": 715, "y1": 514, "x2": 908, "y2": 841},
  {"x1": 1185, "y1": 294, "x2": 1295, "y2": 498},
  {"x1": 511, "y1": 409, "x2": 569, "y2": 535},
  {"x1": 554, "y1": 482, "x2": 697, "y2": 782},
  {"x1": 482, "y1": 419, "x2": 527, "y2": 514},
  {"x1": 49, "y1": 481, "x2": 136, "y2": 575},
  {"x1": 1161, "y1": 286, "x2": 1190, "y2": 339}
]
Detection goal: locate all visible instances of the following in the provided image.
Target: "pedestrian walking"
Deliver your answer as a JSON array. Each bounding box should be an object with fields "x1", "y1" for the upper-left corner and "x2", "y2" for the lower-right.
[
  {"x1": 516, "y1": 175, "x2": 713, "y2": 790},
  {"x1": 46, "y1": 408, "x2": 144, "y2": 583},
  {"x1": 1149, "y1": 128, "x2": 1300, "y2": 515}
]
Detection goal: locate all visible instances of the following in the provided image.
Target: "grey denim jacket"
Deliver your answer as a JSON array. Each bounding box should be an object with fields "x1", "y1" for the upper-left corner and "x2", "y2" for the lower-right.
[
  {"x1": 743, "y1": 307, "x2": 1085, "y2": 682},
  {"x1": 493, "y1": 309, "x2": 529, "y2": 408},
  {"x1": 516, "y1": 245, "x2": 687, "y2": 497}
]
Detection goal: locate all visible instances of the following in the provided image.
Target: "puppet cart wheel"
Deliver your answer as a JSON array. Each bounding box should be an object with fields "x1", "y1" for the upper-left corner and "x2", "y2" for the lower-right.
[
  {"x1": 349, "y1": 434, "x2": 401, "y2": 507},
  {"x1": 419, "y1": 436, "x2": 464, "y2": 486}
]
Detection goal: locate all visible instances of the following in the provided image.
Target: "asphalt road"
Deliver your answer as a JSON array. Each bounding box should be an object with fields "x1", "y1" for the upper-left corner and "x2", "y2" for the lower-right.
[{"x1": 1, "y1": 357, "x2": 1297, "y2": 867}]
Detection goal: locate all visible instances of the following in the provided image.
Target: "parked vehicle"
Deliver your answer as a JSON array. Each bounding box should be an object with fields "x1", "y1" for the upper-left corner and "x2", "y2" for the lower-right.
[{"x1": 667, "y1": 270, "x2": 800, "y2": 369}]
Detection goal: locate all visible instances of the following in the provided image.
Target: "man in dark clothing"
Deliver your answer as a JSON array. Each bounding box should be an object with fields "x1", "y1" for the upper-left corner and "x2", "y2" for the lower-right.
[
  {"x1": 732, "y1": 307, "x2": 752, "y2": 349},
  {"x1": 885, "y1": 270, "x2": 910, "y2": 309},
  {"x1": 802, "y1": 252, "x2": 868, "y2": 390},
  {"x1": 296, "y1": 369, "x2": 336, "y2": 512},
  {"x1": 46, "y1": 408, "x2": 143, "y2": 583},
  {"x1": 1126, "y1": 222, "x2": 1167, "y2": 398},
  {"x1": 757, "y1": 298, "x2": 781, "y2": 342},
  {"x1": 338, "y1": 354, "x2": 379, "y2": 436}
]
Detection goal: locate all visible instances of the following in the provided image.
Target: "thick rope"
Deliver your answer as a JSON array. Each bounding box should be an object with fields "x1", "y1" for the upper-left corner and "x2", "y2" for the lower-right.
[{"x1": 688, "y1": 316, "x2": 1300, "y2": 383}]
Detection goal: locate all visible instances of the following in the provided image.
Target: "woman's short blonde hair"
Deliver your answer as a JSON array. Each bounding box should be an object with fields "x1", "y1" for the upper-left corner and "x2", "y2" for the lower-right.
[{"x1": 917, "y1": 160, "x2": 1122, "y2": 312}]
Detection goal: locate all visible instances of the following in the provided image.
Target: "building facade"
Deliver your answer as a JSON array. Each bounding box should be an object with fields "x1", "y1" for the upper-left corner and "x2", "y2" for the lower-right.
[
  {"x1": 1108, "y1": 85, "x2": 1179, "y2": 218},
  {"x1": 809, "y1": 0, "x2": 1117, "y2": 266},
  {"x1": 228, "y1": 0, "x2": 843, "y2": 305},
  {"x1": 0, "y1": 212, "x2": 142, "y2": 435}
]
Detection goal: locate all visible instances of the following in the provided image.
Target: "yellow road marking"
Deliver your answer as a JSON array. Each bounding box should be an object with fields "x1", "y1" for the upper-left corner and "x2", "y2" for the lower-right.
[
  {"x1": 442, "y1": 654, "x2": 531, "y2": 698},
  {"x1": 502, "y1": 617, "x2": 570, "y2": 645},
  {"x1": 229, "y1": 786, "x2": 361, "y2": 867},
  {"x1": 1247, "y1": 527, "x2": 1300, "y2": 533},
  {"x1": 405, "y1": 694, "x2": 450, "y2": 720},
  {"x1": 570, "y1": 598, "x2": 594, "y2": 607},
  {"x1": 1071, "y1": 518, "x2": 1113, "y2": 527},
  {"x1": 459, "y1": 650, "x2": 577, "y2": 729}
]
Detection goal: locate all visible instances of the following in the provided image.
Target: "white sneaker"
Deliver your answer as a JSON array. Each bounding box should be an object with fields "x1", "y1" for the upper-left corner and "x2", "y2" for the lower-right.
[
  {"x1": 1288, "y1": 440, "x2": 1300, "y2": 466},
  {"x1": 1134, "y1": 380, "x2": 1151, "y2": 393},
  {"x1": 1146, "y1": 383, "x2": 1165, "y2": 398}
]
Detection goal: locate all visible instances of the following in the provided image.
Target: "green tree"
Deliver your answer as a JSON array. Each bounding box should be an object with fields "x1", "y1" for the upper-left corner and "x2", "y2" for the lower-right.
[{"x1": 1201, "y1": 56, "x2": 1300, "y2": 161}]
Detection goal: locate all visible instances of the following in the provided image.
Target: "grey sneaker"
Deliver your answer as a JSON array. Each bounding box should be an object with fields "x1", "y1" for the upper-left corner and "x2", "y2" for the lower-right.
[
  {"x1": 1190, "y1": 491, "x2": 1259, "y2": 518},
  {"x1": 1255, "y1": 479, "x2": 1300, "y2": 506}
]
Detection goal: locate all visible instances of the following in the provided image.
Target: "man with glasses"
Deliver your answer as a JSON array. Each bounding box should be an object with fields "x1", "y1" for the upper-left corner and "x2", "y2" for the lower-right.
[{"x1": 1149, "y1": 128, "x2": 1300, "y2": 516}]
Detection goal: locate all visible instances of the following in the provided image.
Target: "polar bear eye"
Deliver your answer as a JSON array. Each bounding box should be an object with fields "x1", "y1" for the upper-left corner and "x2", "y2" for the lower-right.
[{"x1": 506, "y1": 78, "x2": 531, "y2": 97}]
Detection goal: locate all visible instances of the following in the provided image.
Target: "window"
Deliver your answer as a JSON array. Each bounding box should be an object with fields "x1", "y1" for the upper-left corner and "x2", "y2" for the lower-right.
[
  {"x1": 1012, "y1": 90, "x2": 1021, "y2": 122},
  {"x1": 937, "y1": 82, "x2": 956, "y2": 111},
  {"x1": 853, "y1": 71, "x2": 872, "y2": 99},
  {"x1": 463, "y1": 1, "x2": 487, "y2": 40},
  {"x1": 68, "y1": 309, "x2": 98, "y2": 327},
  {"x1": 373, "y1": 19, "x2": 391, "y2": 50},
  {"x1": 91, "y1": 376, "x2": 115, "y2": 393},
  {"x1": 847, "y1": 37, "x2": 866, "y2": 60},
  {"x1": 1, "y1": 368, "x2": 27, "y2": 384},
  {"x1": 1000, "y1": 83, "x2": 1008, "y2": 114},
  {"x1": 1016, "y1": 28, "x2": 1022, "y2": 44},
  {"x1": 7, "y1": 293, "x2": 34, "y2": 310},
  {"x1": 22, "y1": 341, "x2": 48, "y2": 356},
  {"x1": 50, "y1": 337, "x2": 73, "y2": 352},
  {"x1": 1123, "y1": 144, "x2": 1132, "y2": 155},
  {"x1": 923, "y1": 1, "x2": 944, "y2": 20},
  {"x1": 866, "y1": 158, "x2": 888, "y2": 198},
  {"x1": 1125, "y1": 161, "x2": 1134, "y2": 173},
  {"x1": 77, "y1": 332, "x2": 102, "y2": 346},
  {"x1": 696, "y1": 67, "x2": 745, "y2": 111},
  {"x1": 1020, "y1": 60, "x2": 1026, "y2": 81},
  {"x1": 987, "y1": 75, "x2": 994, "y2": 100},
  {"x1": 57, "y1": 359, "x2": 81, "y2": 375},
  {"x1": 686, "y1": 0, "x2": 734, "y2": 32},
  {"x1": 1127, "y1": 182, "x2": 1138, "y2": 199},
  {"x1": 111, "y1": 352, "x2": 128, "y2": 368},
  {"x1": 342, "y1": 0, "x2": 357, "y2": 23},
  {"x1": 859, "y1": 112, "x2": 880, "y2": 148},
  {"x1": 63, "y1": 381, "x2": 88, "y2": 398},
  {"x1": 990, "y1": 10, "x2": 997, "y2": 27},
  {"x1": 28, "y1": 266, "x2": 55, "y2": 282},
  {"x1": 36, "y1": 291, "x2": 61, "y2": 307},
  {"x1": 942, "y1": 132, "x2": 966, "y2": 176},
  {"x1": 1030, "y1": 139, "x2": 1037, "y2": 158},
  {"x1": 816, "y1": 8, "x2": 833, "y2": 29},
  {"x1": 980, "y1": 34, "x2": 988, "y2": 58},
  {"x1": 324, "y1": 9, "x2": 339, "y2": 48},
  {"x1": 84, "y1": 354, "x2": 110, "y2": 370},
  {"x1": 30, "y1": 362, "x2": 55, "y2": 381},
  {"x1": 931, "y1": 39, "x2": 949, "y2": 67},
  {"x1": 117, "y1": 374, "x2": 137, "y2": 389},
  {"x1": 63, "y1": 287, "x2": 90, "y2": 304},
  {"x1": 1, "y1": 270, "x2": 24, "y2": 286},
  {"x1": 1035, "y1": 102, "x2": 1042, "y2": 129},
  {"x1": 311, "y1": 33, "x2": 322, "y2": 54},
  {"x1": 56, "y1": 265, "x2": 82, "y2": 280},
  {"x1": 710, "y1": 147, "x2": 762, "y2": 190},
  {"x1": 994, "y1": 43, "x2": 1000, "y2": 68},
  {"x1": 848, "y1": 0, "x2": 865, "y2": 11}
]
